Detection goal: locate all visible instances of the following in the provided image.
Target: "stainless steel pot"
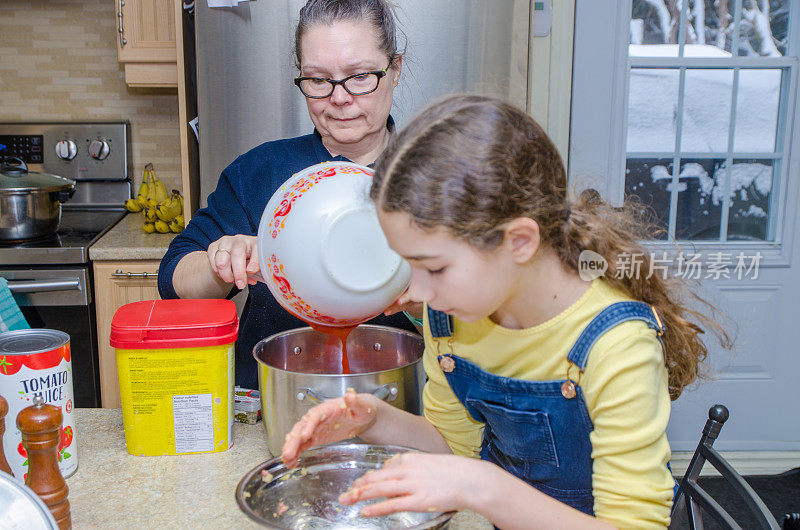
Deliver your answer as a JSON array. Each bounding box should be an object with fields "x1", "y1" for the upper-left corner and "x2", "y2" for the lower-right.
[
  {"x1": 0, "y1": 157, "x2": 76, "y2": 240},
  {"x1": 254, "y1": 325, "x2": 425, "y2": 456}
]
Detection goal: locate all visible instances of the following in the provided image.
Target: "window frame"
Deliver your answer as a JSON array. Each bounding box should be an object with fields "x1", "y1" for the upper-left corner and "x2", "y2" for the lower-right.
[{"x1": 569, "y1": 0, "x2": 800, "y2": 268}]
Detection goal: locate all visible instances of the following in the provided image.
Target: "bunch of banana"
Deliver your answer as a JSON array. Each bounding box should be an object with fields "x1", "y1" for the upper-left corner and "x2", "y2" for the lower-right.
[
  {"x1": 123, "y1": 163, "x2": 185, "y2": 234},
  {"x1": 154, "y1": 190, "x2": 185, "y2": 233}
]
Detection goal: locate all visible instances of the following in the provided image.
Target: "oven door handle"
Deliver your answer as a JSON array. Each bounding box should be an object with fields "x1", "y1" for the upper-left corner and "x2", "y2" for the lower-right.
[{"x1": 7, "y1": 278, "x2": 81, "y2": 293}]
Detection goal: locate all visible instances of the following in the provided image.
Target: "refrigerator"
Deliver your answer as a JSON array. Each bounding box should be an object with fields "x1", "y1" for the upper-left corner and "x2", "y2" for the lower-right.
[{"x1": 195, "y1": 0, "x2": 532, "y2": 205}]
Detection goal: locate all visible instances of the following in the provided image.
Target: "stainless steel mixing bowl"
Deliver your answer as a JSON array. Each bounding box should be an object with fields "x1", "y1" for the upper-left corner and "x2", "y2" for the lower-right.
[{"x1": 236, "y1": 443, "x2": 452, "y2": 529}]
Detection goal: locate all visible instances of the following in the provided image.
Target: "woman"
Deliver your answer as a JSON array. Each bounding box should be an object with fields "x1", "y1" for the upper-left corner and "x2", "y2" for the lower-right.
[{"x1": 158, "y1": 0, "x2": 417, "y2": 389}]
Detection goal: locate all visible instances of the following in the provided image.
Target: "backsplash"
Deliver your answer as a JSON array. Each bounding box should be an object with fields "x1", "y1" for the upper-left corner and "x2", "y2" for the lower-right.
[{"x1": 0, "y1": 0, "x2": 182, "y2": 193}]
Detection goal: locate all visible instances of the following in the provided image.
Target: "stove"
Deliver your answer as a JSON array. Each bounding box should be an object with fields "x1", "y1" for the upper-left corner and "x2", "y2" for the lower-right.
[
  {"x1": 0, "y1": 209, "x2": 126, "y2": 266},
  {"x1": 0, "y1": 121, "x2": 132, "y2": 407}
]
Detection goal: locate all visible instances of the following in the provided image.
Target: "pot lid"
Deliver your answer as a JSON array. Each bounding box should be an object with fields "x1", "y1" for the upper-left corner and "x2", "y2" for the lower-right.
[{"x1": 0, "y1": 157, "x2": 75, "y2": 193}]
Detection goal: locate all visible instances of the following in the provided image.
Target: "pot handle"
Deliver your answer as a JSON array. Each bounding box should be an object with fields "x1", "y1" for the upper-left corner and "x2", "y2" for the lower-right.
[
  {"x1": 50, "y1": 187, "x2": 76, "y2": 204},
  {"x1": 1, "y1": 156, "x2": 28, "y2": 174},
  {"x1": 296, "y1": 382, "x2": 399, "y2": 404}
]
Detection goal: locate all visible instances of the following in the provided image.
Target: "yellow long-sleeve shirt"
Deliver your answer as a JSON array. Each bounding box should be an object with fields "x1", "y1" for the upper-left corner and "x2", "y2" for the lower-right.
[{"x1": 422, "y1": 279, "x2": 674, "y2": 528}]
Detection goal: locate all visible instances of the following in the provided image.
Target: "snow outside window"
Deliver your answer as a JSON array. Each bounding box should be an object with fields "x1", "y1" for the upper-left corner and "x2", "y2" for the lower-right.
[{"x1": 626, "y1": 0, "x2": 791, "y2": 242}]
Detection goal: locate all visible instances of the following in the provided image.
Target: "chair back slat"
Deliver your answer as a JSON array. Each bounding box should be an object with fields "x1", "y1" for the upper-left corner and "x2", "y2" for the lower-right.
[
  {"x1": 687, "y1": 497, "x2": 705, "y2": 530},
  {"x1": 669, "y1": 405, "x2": 781, "y2": 530},
  {"x1": 684, "y1": 479, "x2": 743, "y2": 529},
  {"x1": 701, "y1": 446, "x2": 778, "y2": 530}
]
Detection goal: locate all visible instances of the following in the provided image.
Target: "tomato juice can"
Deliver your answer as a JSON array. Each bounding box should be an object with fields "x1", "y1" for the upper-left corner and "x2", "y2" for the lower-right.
[{"x1": 0, "y1": 329, "x2": 78, "y2": 480}]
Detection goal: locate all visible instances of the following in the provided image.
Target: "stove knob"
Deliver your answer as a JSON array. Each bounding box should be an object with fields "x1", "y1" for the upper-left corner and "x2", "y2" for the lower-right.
[
  {"x1": 88, "y1": 139, "x2": 110, "y2": 160},
  {"x1": 54, "y1": 140, "x2": 77, "y2": 161}
]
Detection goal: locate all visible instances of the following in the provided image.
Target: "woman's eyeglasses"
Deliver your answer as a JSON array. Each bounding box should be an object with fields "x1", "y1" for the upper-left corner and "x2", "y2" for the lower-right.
[{"x1": 294, "y1": 61, "x2": 392, "y2": 99}]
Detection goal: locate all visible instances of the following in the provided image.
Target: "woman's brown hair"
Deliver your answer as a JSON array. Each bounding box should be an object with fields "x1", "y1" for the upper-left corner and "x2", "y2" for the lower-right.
[
  {"x1": 294, "y1": 0, "x2": 403, "y2": 68},
  {"x1": 371, "y1": 94, "x2": 731, "y2": 400}
]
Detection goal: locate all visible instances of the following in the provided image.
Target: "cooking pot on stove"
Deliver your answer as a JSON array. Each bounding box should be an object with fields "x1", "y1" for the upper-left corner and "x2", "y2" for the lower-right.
[
  {"x1": 0, "y1": 157, "x2": 76, "y2": 240},
  {"x1": 254, "y1": 325, "x2": 425, "y2": 456}
]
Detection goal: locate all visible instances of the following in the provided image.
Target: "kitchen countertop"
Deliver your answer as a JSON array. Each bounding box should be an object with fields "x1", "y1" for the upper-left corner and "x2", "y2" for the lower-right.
[
  {"x1": 67, "y1": 408, "x2": 493, "y2": 529},
  {"x1": 88, "y1": 212, "x2": 177, "y2": 261}
]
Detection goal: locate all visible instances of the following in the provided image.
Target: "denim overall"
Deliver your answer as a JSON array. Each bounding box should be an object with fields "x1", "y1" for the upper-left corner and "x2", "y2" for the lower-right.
[{"x1": 427, "y1": 301, "x2": 666, "y2": 516}]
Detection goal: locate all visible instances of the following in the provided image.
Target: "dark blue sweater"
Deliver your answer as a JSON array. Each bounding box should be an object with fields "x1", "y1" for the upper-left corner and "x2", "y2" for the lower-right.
[{"x1": 158, "y1": 128, "x2": 416, "y2": 388}]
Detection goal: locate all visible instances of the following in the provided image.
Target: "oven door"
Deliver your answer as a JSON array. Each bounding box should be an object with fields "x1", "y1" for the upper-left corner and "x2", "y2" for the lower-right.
[{"x1": 2, "y1": 268, "x2": 100, "y2": 407}]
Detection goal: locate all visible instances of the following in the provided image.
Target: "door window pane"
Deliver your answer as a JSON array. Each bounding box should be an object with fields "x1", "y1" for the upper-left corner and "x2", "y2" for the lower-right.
[
  {"x1": 734, "y1": 69, "x2": 781, "y2": 152},
  {"x1": 625, "y1": 158, "x2": 672, "y2": 240},
  {"x1": 630, "y1": 1, "x2": 678, "y2": 49},
  {"x1": 630, "y1": 1, "x2": 790, "y2": 57},
  {"x1": 727, "y1": 159, "x2": 774, "y2": 241},
  {"x1": 690, "y1": 0, "x2": 735, "y2": 56},
  {"x1": 667, "y1": 158, "x2": 775, "y2": 242},
  {"x1": 674, "y1": 159, "x2": 725, "y2": 240},
  {"x1": 681, "y1": 69, "x2": 734, "y2": 152},
  {"x1": 627, "y1": 68, "x2": 680, "y2": 152},
  {"x1": 736, "y1": 0, "x2": 790, "y2": 57}
]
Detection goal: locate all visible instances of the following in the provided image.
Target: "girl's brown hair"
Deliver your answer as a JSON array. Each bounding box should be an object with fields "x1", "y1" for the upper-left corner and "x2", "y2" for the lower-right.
[{"x1": 371, "y1": 94, "x2": 731, "y2": 400}]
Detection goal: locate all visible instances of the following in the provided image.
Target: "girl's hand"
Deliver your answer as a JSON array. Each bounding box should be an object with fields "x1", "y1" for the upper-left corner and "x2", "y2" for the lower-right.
[
  {"x1": 339, "y1": 453, "x2": 490, "y2": 517},
  {"x1": 206, "y1": 234, "x2": 262, "y2": 289},
  {"x1": 384, "y1": 289, "x2": 424, "y2": 318},
  {"x1": 281, "y1": 390, "x2": 377, "y2": 468}
]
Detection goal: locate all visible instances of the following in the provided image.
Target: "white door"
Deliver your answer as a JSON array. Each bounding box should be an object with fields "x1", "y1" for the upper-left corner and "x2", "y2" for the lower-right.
[{"x1": 570, "y1": 0, "x2": 800, "y2": 472}]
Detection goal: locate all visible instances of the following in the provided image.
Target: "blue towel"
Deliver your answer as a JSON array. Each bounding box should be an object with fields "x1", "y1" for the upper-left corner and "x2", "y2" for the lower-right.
[{"x1": 0, "y1": 277, "x2": 29, "y2": 332}]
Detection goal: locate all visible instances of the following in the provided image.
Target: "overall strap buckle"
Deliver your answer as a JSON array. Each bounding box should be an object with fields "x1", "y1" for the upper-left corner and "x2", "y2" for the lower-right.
[
  {"x1": 561, "y1": 301, "x2": 665, "y2": 400},
  {"x1": 651, "y1": 306, "x2": 665, "y2": 337},
  {"x1": 561, "y1": 363, "x2": 582, "y2": 399},
  {"x1": 428, "y1": 306, "x2": 458, "y2": 372},
  {"x1": 436, "y1": 338, "x2": 456, "y2": 373}
]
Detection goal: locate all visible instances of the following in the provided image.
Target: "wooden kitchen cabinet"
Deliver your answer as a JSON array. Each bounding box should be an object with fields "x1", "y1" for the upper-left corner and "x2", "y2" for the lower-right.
[
  {"x1": 94, "y1": 260, "x2": 160, "y2": 408},
  {"x1": 115, "y1": 0, "x2": 178, "y2": 87},
  {"x1": 116, "y1": 1, "x2": 198, "y2": 216}
]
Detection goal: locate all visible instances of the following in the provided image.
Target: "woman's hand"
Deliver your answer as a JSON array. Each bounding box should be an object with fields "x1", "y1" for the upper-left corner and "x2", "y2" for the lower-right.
[
  {"x1": 339, "y1": 453, "x2": 491, "y2": 517},
  {"x1": 206, "y1": 235, "x2": 262, "y2": 289},
  {"x1": 281, "y1": 390, "x2": 378, "y2": 468}
]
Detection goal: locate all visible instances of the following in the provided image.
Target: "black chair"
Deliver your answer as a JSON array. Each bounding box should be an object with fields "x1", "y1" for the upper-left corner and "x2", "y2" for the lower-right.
[{"x1": 670, "y1": 404, "x2": 780, "y2": 530}]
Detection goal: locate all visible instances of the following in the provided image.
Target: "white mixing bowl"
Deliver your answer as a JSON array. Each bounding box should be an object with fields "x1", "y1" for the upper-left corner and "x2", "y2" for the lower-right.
[{"x1": 257, "y1": 161, "x2": 410, "y2": 327}]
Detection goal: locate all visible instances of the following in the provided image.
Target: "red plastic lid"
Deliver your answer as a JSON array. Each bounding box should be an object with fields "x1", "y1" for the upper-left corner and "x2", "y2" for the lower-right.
[{"x1": 109, "y1": 299, "x2": 239, "y2": 349}]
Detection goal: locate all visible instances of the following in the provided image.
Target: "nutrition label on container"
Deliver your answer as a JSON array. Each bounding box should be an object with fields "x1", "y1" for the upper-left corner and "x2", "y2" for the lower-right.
[
  {"x1": 115, "y1": 344, "x2": 233, "y2": 456},
  {"x1": 173, "y1": 394, "x2": 214, "y2": 453}
]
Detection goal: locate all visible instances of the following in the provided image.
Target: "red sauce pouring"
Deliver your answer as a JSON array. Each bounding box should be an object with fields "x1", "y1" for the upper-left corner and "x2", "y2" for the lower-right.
[{"x1": 306, "y1": 323, "x2": 358, "y2": 374}]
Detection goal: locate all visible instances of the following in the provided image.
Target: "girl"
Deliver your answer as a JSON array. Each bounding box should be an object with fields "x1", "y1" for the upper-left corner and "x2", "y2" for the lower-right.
[{"x1": 281, "y1": 94, "x2": 728, "y2": 529}]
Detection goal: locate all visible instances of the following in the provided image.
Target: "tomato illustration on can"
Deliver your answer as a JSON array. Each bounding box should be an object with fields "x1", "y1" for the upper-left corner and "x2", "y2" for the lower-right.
[{"x1": 0, "y1": 329, "x2": 78, "y2": 479}]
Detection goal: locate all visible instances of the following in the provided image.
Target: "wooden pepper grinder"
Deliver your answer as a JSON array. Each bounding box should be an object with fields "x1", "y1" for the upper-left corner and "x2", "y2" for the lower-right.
[
  {"x1": 17, "y1": 395, "x2": 71, "y2": 530},
  {"x1": 0, "y1": 395, "x2": 12, "y2": 475}
]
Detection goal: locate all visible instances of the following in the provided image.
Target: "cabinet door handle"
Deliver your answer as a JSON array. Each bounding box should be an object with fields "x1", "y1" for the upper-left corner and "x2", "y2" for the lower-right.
[
  {"x1": 112, "y1": 269, "x2": 159, "y2": 279},
  {"x1": 118, "y1": 0, "x2": 127, "y2": 48}
]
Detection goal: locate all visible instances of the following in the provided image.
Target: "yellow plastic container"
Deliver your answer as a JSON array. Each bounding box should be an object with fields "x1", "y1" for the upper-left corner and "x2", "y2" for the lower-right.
[{"x1": 110, "y1": 299, "x2": 239, "y2": 456}]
